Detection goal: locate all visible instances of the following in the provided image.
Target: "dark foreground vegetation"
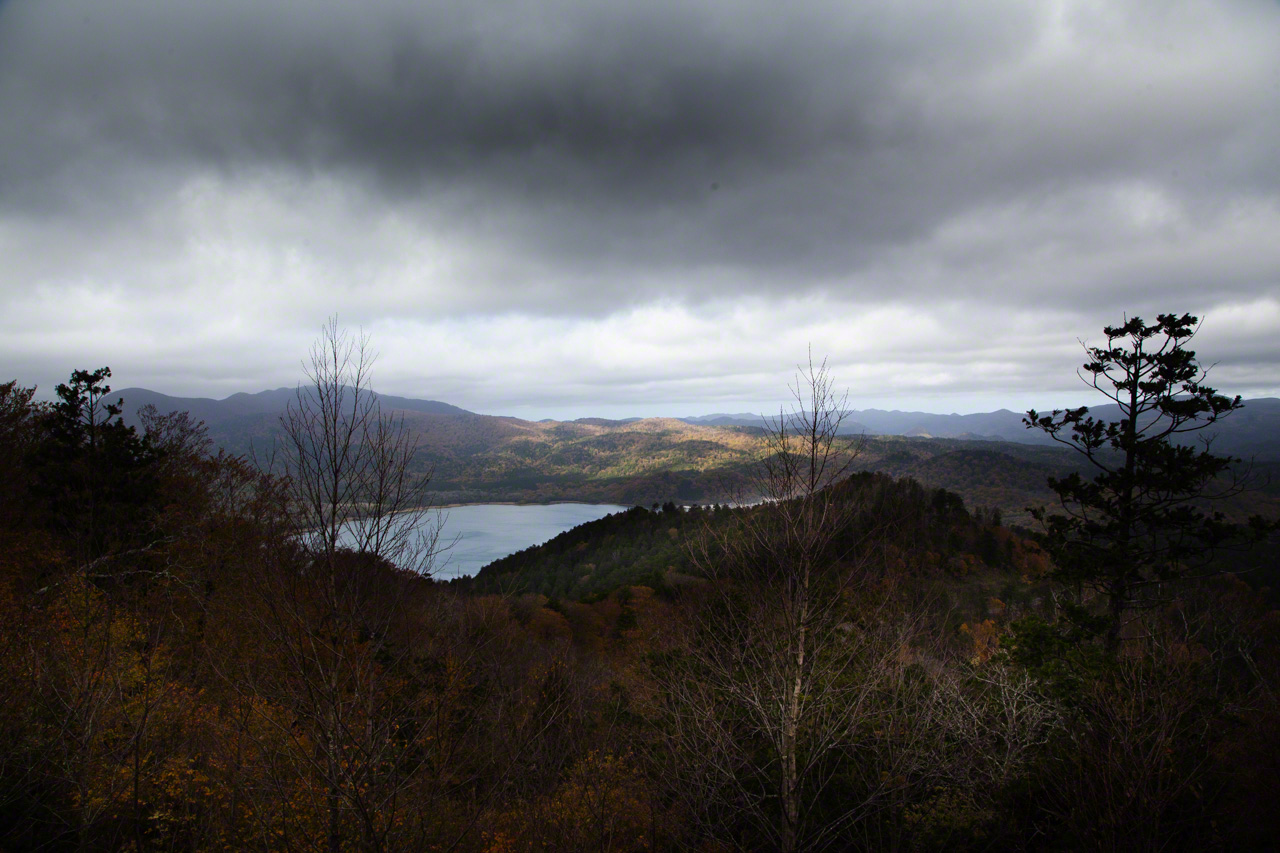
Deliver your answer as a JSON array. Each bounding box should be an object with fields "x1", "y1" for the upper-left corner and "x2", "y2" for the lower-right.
[{"x1": 2, "y1": 315, "x2": 1278, "y2": 851}]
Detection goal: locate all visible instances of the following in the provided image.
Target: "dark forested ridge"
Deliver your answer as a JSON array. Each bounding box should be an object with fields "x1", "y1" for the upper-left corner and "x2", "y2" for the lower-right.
[
  {"x1": 464, "y1": 473, "x2": 1039, "y2": 602},
  {"x1": 3, "y1": 348, "x2": 1279, "y2": 850}
]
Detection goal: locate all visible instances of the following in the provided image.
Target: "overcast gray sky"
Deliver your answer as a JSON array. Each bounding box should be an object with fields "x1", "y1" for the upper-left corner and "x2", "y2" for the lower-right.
[{"x1": 2, "y1": 0, "x2": 1278, "y2": 420}]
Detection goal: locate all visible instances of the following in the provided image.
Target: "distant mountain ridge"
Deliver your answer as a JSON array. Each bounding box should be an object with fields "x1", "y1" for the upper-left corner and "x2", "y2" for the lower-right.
[
  {"x1": 116, "y1": 386, "x2": 1280, "y2": 462},
  {"x1": 116, "y1": 386, "x2": 471, "y2": 424},
  {"x1": 114, "y1": 387, "x2": 474, "y2": 462},
  {"x1": 100, "y1": 385, "x2": 1280, "y2": 521},
  {"x1": 681, "y1": 408, "x2": 1050, "y2": 442},
  {"x1": 681, "y1": 399, "x2": 1280, "y2": 460}
]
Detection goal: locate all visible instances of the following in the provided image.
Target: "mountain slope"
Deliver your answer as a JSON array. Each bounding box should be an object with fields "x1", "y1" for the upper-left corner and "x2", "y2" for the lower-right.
[
  {"x1": 112, "y1": 386, "x2": 1280, "y2": 517},
  {"x1": 117, "y1": 386, "x2": 470, "y2": 422}
]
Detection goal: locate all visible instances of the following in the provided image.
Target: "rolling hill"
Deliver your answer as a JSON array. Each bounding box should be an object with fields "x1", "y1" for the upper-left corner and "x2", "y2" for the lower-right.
[{"x1": 115, "y1": 387, "x2": 1280, "y2": 521}]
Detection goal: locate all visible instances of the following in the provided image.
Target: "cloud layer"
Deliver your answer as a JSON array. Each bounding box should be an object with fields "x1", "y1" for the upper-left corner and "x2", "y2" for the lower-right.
[{"x1": 2, "y1": 0, "x2": 1278, "y2": 417}]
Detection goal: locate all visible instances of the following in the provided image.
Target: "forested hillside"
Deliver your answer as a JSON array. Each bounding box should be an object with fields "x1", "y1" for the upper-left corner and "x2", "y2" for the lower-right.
[
  {"x1": 466, "y1": 473, "x2": 1034, "y2": 602},
  {"x1": 2, "y1": 343, "x2": 1278, "y2": 850}
]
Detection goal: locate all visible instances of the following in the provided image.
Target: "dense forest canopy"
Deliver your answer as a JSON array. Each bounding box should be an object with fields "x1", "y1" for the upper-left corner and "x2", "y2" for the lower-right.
[{"x1": 1, "y1": 317, "x2": 1278, "y2": 850}]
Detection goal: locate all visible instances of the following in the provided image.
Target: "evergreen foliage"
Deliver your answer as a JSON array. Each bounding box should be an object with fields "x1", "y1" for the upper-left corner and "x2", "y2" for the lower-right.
[
  {"x1": 1025, "y1": 313, "x2": 1270, "y2": 650},
  {"x1": 465, "y1": 473, "x2": 1016, "y2": 602}
]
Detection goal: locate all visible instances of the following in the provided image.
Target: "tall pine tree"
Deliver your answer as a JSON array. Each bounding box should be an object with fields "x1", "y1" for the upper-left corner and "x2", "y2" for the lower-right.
[{"x1": 1025, "y1": 313, "x2": 1256, "y2": 652}]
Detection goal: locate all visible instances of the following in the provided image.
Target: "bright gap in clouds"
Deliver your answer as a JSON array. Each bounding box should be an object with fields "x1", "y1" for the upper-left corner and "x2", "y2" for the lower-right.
[{"x1": 365, "y1": 300, "x2": 1133, "y2": 421}]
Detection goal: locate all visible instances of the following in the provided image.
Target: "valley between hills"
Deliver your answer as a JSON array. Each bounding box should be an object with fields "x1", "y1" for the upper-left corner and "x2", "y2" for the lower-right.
[{"x1": 119, "y1": 386, "x2": 1280, "y2": 528}]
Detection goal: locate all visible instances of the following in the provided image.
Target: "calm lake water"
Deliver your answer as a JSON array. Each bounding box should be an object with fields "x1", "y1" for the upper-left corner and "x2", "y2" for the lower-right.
[{"x1": 407, "y1": 503, "x2": 629, "y2": 580}]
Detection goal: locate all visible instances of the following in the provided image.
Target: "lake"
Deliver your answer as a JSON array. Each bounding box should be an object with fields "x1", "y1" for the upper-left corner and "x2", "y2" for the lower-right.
[{"x1": 404, "y1": 503, "x2": 629, "y2": 579}]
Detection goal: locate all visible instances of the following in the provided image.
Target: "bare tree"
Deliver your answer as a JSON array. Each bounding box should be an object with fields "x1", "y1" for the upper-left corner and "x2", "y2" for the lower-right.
[
  {"x1": 237, "y1": 319, "x2": 446, "y2": 852},
  {"x1": 280, "y1": 317, "x2": 439, "y2": 575},
  {"x1": 656, "y1": 356, "x2": 892, "y2": 852}
]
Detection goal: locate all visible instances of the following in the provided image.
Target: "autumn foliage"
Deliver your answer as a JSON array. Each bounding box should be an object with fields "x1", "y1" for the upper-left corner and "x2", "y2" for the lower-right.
[{"x1": 0, "y1": 365, "x2": 1277, "y2": 851}]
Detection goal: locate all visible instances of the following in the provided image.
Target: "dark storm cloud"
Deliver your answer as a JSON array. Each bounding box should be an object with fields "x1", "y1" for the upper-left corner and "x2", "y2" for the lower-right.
[
  {"x1": 1, "y1": 0, "x2": 912, "y2": 174},
  {"x1": 10, "y1": 0, "x2": 1247, "y2": 291},
  {"x1": 1, "y1": 0, "x2": 1278, "y2": 412}
]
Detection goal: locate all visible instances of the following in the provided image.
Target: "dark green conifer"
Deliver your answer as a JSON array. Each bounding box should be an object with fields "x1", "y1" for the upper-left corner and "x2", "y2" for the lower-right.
[{"x1": 1025, "y1": 313, "x2": 1262, "y2": 652}]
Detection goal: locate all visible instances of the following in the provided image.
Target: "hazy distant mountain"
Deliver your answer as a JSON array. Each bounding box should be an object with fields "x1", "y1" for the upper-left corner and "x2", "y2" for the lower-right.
[
  {"x1": 106, "y1": 385, "x2": 1280, "y2": 517},
  {"x1": 115, "y1": 386, "x2": 472, "y2": 457},
  {"x1": 682, "y1": 412, "x2": 873, "y2": 436},
  {"x1": 572, "y1": 417, "x2": 643, "y2": 427},
  {"x1": 680, "y1": 408, "x2": 1045, "y2": 442},
  {"x1": 117, "y1": 387, "x2": 470, "y2": 423},
  {"x1": 681, "y1": 412, "x2": 765, "y2": 425},
  {"x1": 92, "y1": 381, "x2": 1280, "y2": 522},
  {"x1": 682, "y1": 400, "x2": 1280, "y2": 460}
]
